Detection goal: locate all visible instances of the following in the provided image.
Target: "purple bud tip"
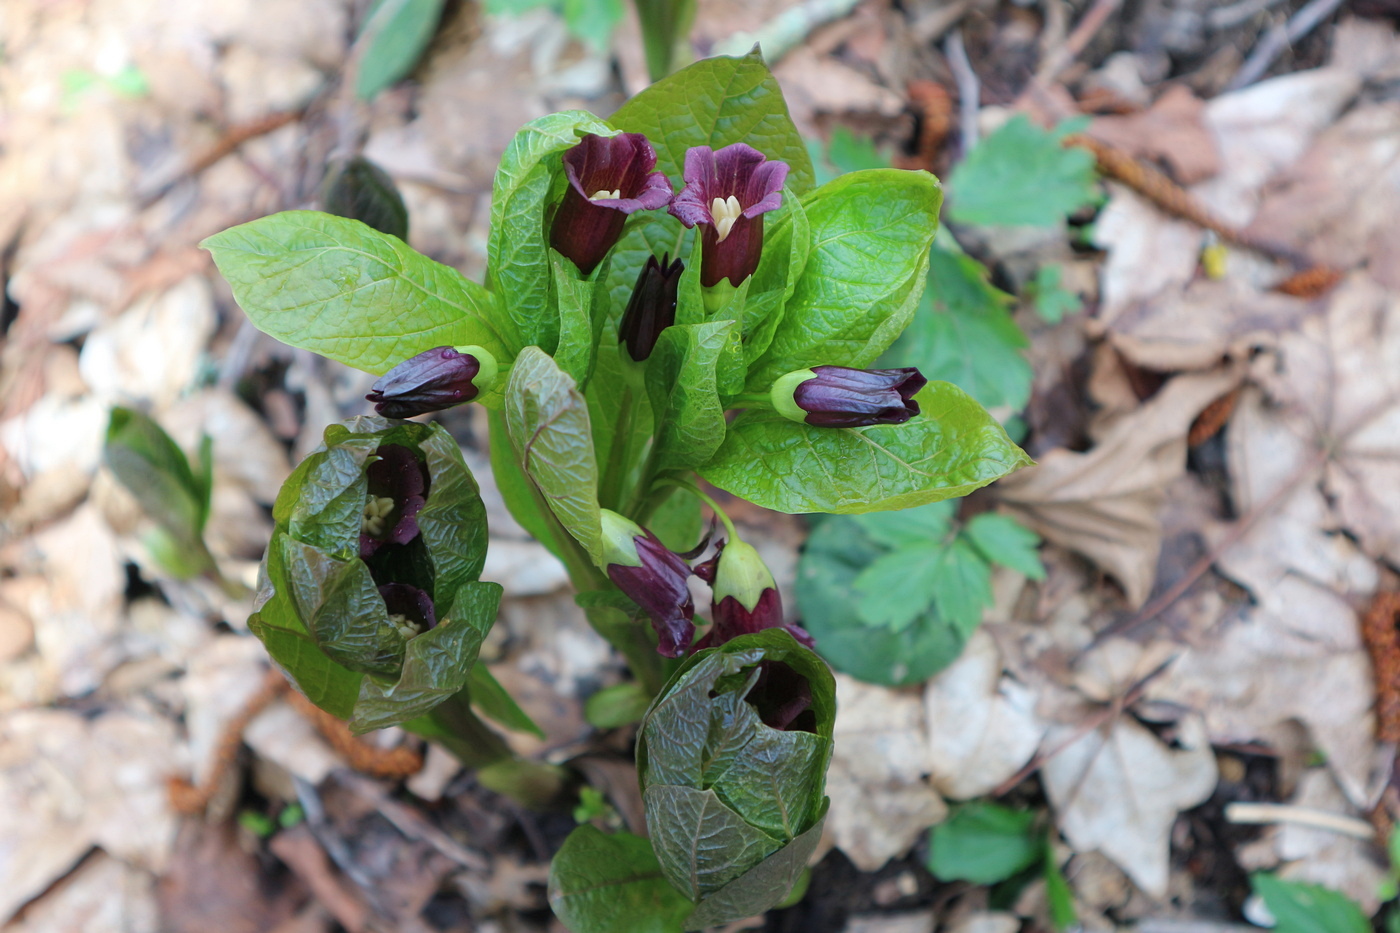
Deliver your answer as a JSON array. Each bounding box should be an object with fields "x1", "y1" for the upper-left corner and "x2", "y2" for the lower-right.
[
  {"x1": 367, "y1": 346, "x2": 492, "y2": 419},
  {"x1": 603, "y1": 525, "x2": 697, "y2": 658},
  {"x1": 618, "y1": 252, "x2": 684, "y2": 362},
  {"x1": 788, "y1": 365, "x2": 928, "y2": 428}
]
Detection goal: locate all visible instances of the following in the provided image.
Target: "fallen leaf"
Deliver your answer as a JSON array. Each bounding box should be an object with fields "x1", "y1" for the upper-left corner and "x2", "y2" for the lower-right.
[
  {"x1": 824, "y1": 674, "x2": 947, "y2": 871},
  {"x1": 1273, "y1": 769, "x2": 1389, "y2": 913},
  {"x1": 1040, "y1": 713, "x2": 1217, "y2": 898},
  {"x1": 1088, "y1": 85, "x2": 1220, "y2": 184},
  {"x1": 999, "y1": 367, "x2": 1242, "y2": 607},
  {"x1": 158, "y1": 820, "x2": 307, "y2": 933},
  {"x1": 4, "y1": 851, "x2": 158, "y2": 933},
  {"x1": 923, "y1": 629, "x2": 1046, "y2": 800}
]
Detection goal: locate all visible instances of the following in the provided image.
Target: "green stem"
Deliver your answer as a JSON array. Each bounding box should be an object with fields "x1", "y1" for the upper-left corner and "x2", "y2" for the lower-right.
[
  {"x1": 727, "y1": 392, "x2": 773, "y2": 409},
  {"x1": 653, "y1": 476, "x2": 737, "y2": 539},
  {"x1": 598, "y1": 384, "x2": 635, "y2": 511}
]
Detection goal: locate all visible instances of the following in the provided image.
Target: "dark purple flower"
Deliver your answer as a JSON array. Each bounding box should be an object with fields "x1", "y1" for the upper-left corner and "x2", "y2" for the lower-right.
[
  {"x1": 770, "y1": 365, "x2": 928, "y2": 428},
  {"x1": 599, "y1": 509, "x2": 695, "y2": 658},
  {"x1": 378, "y1": 582, "x2": 437, "y2": 639},
  {"x1": 366, "y1": 345, "x2": 498, "y2": 418},
  {"x1": 693, "y1": 538, "x2": 814, "y2": 652},
  {"x1": 359, "y1": 444, "x2": 430, "y2": 560},
  {"x1": 669, "y1": 143, "x2": 788, "y2": 288},
  {"x1": 549, "y1": 133, "x2": 673, "y2": 276},
  {"x1": 618, "y1": 253, "x2": 683, "y2": 362}
]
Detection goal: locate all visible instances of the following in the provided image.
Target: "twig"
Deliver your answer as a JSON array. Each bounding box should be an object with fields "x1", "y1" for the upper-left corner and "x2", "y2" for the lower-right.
[
  {"x1": 1207, "y1": 0, "x2": 1290, "y2": 31},
  {"x1": 168, "y1": 668, "x2": 288, "y2": 814},
  {"x1": 138, "y1": 110, "x2": 305, "y2": 209},
  {"x1": 1224, "y1": 802, "x2": 1376, "y2": 839},
  {"x1": 1362, "y1": 592, "x2": 1400, "y2": 744},
  {"x1": 335, "y1": 772, "x2": 490, "y2": 871},
  {"x1": 1035, "y1": 0, "x2": 1123, "y2": 84},
  {"x1": 945, "y1": 29, "x2": 980, "y2": 156},
  {"x1": 1225, "y1": 0, "x2": 1347, "y2": 91},
  {"x1": 712, "y1": 0, "x2": 865, "y2": 63},
  {"x1": 284, "y1": 688, "x2": 425, "y2": 779}
]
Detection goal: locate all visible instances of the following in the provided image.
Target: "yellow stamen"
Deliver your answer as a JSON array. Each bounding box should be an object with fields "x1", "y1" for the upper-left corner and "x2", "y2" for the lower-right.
[
  {"x1": 710, "y1": 195, "x2": 743, "y2": 243},
  {"x1": 388, "y1": 612, "x2": 422, "y2": 640},
  {"x1": 590, "y1": 188, "x2": 622, "y2": 201},
  {"x1": 361, "y1": 495, "x2": 396, "y2": 537}
]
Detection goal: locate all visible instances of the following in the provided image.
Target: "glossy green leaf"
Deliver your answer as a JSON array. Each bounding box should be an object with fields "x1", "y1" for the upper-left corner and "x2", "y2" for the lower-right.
[
  {"x1": 321, "y1": 155, "x2": 409, "y2": 240},
  {"x1": 503, "y1": 347, "x2": 604, "y2": 565},
  {"x1": 551, "y1": 251, "x2": 614, "y2": 389},
  {"x1": 796, "y1": 516, "x2": 970, "y2": 686},
  {"x1": 350, "y1": 581, "x2": 503, "y2": 733},
  {"x1": 548, "y1": 826, "x2": 691, "y2": 933},
  {"x1": 740, "y1": 188, "x2": 809, "y2": 368},
  {"x1": 104, "y1": 407, "x2": 210, "y2": 554},
  {"x1": 280, "y1": 535, "x2": 405, "y2": 677},
  {"x1": 1252, "y1": 874, "x2": 1370, "y2": 933},
  {"x1": 203, "y1": 211, "x2": 508, "y2": 376},
  {"x1": 964, "y1": 513, "x2": 1045, "y2": 580},
  {"x1": 645, "y1": 784, "x2": 783, "y2": 900},
  {"x1": 682, "y1": 806, "x2": 826, "y2": 930},
  {"x1": 487, "y1": 409, "x2": 571, "y2": 558},
  {"x1": 885, "y1": 246, "x2": 1031, "y2": 411},
  {"x1": 748, "y1": 169, "x2": 942, "y2": 389},
  {"x1": 469, "y1": 663, "x2": 545, "y2": 738},
  {"x1": 927, "y1": 802, "x2": 1040, "y2": 884},
  {"x1": 947, "y1": 115, "x2": 1097, "y2": 228},
  {"x1": 487, "y1": 112, "x2": 615, "y2": 353},
  {"x1": 701, "y1": 383, "x2": 1031, "y2": 515},
  {"x1": 277, "y1": 437, "x2": 378, "y2": 555},
  {"x1": 645, "y1": 321, "x2": 734, "y2": 472},
  {"x1": 356, "y1": 0, "x2": 446, "y2": 99},
  {"x1": 609, "y1": 48, "x2": 815, "y2": 194},
  {"x1": 416, "y1": 425, "x2": 491, "y2": 615}
]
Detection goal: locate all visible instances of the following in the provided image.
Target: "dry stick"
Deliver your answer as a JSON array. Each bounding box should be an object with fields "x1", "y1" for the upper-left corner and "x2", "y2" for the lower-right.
[
  {"x1": 168, "y1": 668, "x2": 289, "y2": 814},
  {"x1": 1035, "y1": 0, "x2": 1123, "y2": 84},
  {"x1": 1225, "y1": 0, "x2": 1348, "y2": 91},
  {"x1": 1208, "y1": 0, "x2": 1291, "y2": 31},
  {"x1": 945, "y1": 29, "x2": 980, "y2": 155},
  {"x1": 1225, "y1": 802, "x2": 1376, "y2": 839},
  {"x1": 138, "y1": 109, "x2": 305, "y2": 209}
]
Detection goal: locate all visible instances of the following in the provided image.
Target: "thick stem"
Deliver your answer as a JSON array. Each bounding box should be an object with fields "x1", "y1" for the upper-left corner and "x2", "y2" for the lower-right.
[{"x1": 597, "y1": 384, "x2": 635, "y2": 511}]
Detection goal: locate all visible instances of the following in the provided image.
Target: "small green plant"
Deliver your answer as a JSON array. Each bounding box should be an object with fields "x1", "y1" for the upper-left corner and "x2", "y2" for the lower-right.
[{"x1": 1252, "y1": 873, "x2": 1370, "y2": 933}]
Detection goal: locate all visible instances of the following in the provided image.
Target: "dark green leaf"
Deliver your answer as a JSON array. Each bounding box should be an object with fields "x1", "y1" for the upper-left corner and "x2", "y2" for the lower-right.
[
  {"x1": 202, "y1": 211, "x2": 509, "y2": 377},
  {"x1": 927, "y1": 803, "x2": 1040, "y2": 884},
  {"x1": 104, "y1": 407, "x2": 208, "y2": 548},
  {"x1": 585, "y1": 681, "x2": 653, "y2": 729},
  {"x1": 350, "y1": 581, "x2": 502, "y2": 733},
  {"x1": 321, "y1": 156, "x2": 409, "y2": 240},
  {"x1": 633, "y1": 0, "x2": 695, "y2": 82},
  {"x1": 1044, "y1": 844, "x2": 1078, "y2": 932},
  {"x1": 796, "y1": 516, "x2": 971, "y2": 686},
  {"x1": 416, "y1": 425, "x2": 491, "y2": 616},
  {"x1": 547, "y1": 826, "x2": 691, "y2": 933},
  {"x1": 280, "y1": 535, "x2": 405, "y2": 677},
  {"x1": 1252, "y1": 874, "x2": 1370, "y2": 933},
  {"x1": 963, "y1": 513, "x2": 1045, "y2": 580},
  {"x1": 645, "y1": 321, "x2": 734, "y2": 472},
  {"x1": 748, "y1": 169, "x2": 942, "y2": 390},
  {"x1": 487, "y1": 112, "x2": 615, "y2": 354},
  {"x1": 884, "y1": 246, "x2": 1031, "y2": 412},
  {"x1": 644, "y1": 784, "x2": 783, "y2": 900},
  {"x1": 469, "y1": 662, "x2": 545, "y2": 738},
  {"x1": 503, "y1": 347, "x2": 604, "y2": 564},
  {"x1": 610, "y1": 49, "x2": 815, "y2": 194},
  {"x1": 947, "y1": 115, "x2": 1097, "y2": 228},
  {"x1": 356, "y1": 0, "x2": 446, "y2": 99},
  {"x1": 700, "y1": 383, "x2": 1032, "y2": 515}
]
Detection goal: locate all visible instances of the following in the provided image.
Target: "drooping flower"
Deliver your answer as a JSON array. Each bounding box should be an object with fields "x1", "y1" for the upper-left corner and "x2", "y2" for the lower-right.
[
  {"x1": 378, "y1": 582, "x2": 437, "y2": 640},
  {"x1": 668, "y1": 143, "x2": 788, "y2": 288},
  {"x1": 693, "y1": 538, "x2": 814, "y2": 652},
  {"x1": 549, "y1": 133, "x2": 673, "y2": 275},
  {"x1": 598, "y1": 509, "x2": 695, "y2": 657},
  {"x1": 770, "y1": 365, "x2": 928, "y2": 428},
  {"x1": 617, "y1": 253, "x2": 683, "y2": 362},
  {"x1": 366, "y1": 346, "x2": 498, "y2": 419},
  {"x1": 359, "y1": 444, "x2": 430, "y2": 560}
]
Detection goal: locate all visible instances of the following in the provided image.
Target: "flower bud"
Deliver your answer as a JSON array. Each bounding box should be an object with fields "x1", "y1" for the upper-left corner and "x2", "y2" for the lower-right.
[
  {"x1": 366, "y1": 346, "x2": 498, "y2": 419},
  {"x1": 669, "y1": 143, "x2": 788, "y2": 288},
  {"x1": 321, "y1": 155, "x2": 409, "y2": 241},
  {"x1": 550, "y1": 133, "x2": 673, "y2": 276},
  {"x1": 599, "y1": 509, "x2": 695, "y2": 657},
  {"x1": 770, "y1": 365, "x2": 928, "y2": 428},
  {"x1": 359, "y1": 443, "x2": 430, "y2": 560},
  {"x1": 694, "y1": 538, "x2": 814, "y2": 652},
  {"x1": 617, "y1": 253, "x2": 683, "y2": 362}
]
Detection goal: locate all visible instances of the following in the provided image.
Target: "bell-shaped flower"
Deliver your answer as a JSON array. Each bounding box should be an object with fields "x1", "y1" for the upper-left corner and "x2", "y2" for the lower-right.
[
  {"x1": 378, "y1": 582, "x2": 437, "y2": 640},
  {"x1": 770, "y1": 365, "x2": 928, "y2": 428},
  {"x1": 359, "y1": 443, "x2": 430, "y2": 560},
  {"x1": 366, "y1": 345, "x2": 498, "y2": 419},
  {"x1": 693, "y1": 538, "x2": 814, "y2": 653},
  {"x1": 617, "y1": 253, "x2": 683, "y2": 362},
  {"x1": 598, "y1": 509, "x2": 695, "y2": 657},
  {"x1": 668, "y1": 143, "x2": 788, "y2": 287},
  {"x1": 549, "y1": 133, "x2": 673, "y2": 275}
]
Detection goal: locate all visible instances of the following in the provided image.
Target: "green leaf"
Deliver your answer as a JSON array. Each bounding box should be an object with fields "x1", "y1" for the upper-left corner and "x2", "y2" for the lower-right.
[
  {"x1": 547, "y1": 826, "x2": 691, "y2": 933},
  {"x1": 740, "y1": 188, "x2": 810, "y2": 369},
  {"x1": 279, "y1": 535, "x2": 405, "y2": 677},
  {"x1": 852, "y1": 501, "x2": 954, "y2": 550},
  {"x1": 551, "y1": 251, "x2": 614, "y2": 389},
  {"x1": 644, "y1": 784, "x2": 784, "y2": 900},
  {"x1": 609, "y1": 49, "x2": 815, "y2": 194},
  {"x1": 103, "y1": 408, "x2": 210, "y2": 556},
  {"x1": 852, "y1": 543, "x2": 943, "y2": 632},
  {"x1": 927, "y1": 803, "x2": 1040, "y2": 885},
  {"x1": 350, "y1": 581, "x2": 503, "y2": 733},
  {"x1": 884, "y1": 246, "x2": 1031, "y2": 412},
  {"x1": 928, "y1": 537, "x2": 993, "y2": 633},
  {"x1": 964, "y1": 513, "x2": 1045, "y2": 580},
  {"x1": 469, "y1": 663, "x2": 546, "y2": 737},
  {"x1": 647, "y1": 485, "x2": 704, "y2": 553},
  {"x1": 1044, "y1": 844, "x2": 1078, "y2": 932},
  {"x1": 700, "y1": 383, "x2": 1032, "y2": 515},
  {"x1": 585, "y1": 681, "x2": 653, "y2": 729},
  {"x1": 947, "y1": 115, "x2": 1097, "y2": 228},
  {"x1": 503, "y1": 347, "x2": 604, "y2": 565},
  {"x1": 356, "y1": 0, "x2": 446, "y2": 100},
  {"x1": 563, "y1": 0, "x2": 623, "y2": 53},
  {"x1": 1252, "y1": 874, "x2": 1370, "y2": 933},
  {"x1": 748, "y1": 169, "x2": 942, "y2": 389},
  {"x1": 415, "y1": 425, "x2": 491, "y2": 616},
  {"x1": 202, "y1": 211, "x2": 509, "y2": 376},
  {"x1": 487, "y1": 112, "x2": 616, "y2": 354},
  {"x1": 645, "y1": 321, "x2": 734, "y2": 472},
  {"x1": 321, "y1": 156, "x2": 409, "y2": 240},
  {"x1": 795, "y1": 516, "x2": 972, "y2": 686},
  {"x1": 1029, "y1": 263, "x2": 1080, "y2": 323}
]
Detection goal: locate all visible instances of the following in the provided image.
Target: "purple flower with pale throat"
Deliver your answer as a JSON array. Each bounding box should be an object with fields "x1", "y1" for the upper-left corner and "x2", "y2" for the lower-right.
[
  {"x1": 550, "y1": 133, "x2": 673, "y2": 276},
  {"x1": 618, "y1": 253, "x2": 683, "y2": 362},
  {"x1": 378, "y1": 583, "x2": 437, "y2": 640},
  {"x1": 599, "y1": 509, "x2": 696, "y2": 658},
  {"x1": 669, "y1": 143, "x2": 788, "y2": 288},
  {"x1": 359, "y1": 444, "x2": 430, "y2": 560},
  {"x1": 366, "y1": 345, "x2": 498, "y2": 418},
  {"x1": 770, "y1": 365, "x2": 928, "y2": 428}
]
